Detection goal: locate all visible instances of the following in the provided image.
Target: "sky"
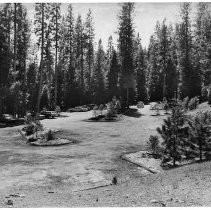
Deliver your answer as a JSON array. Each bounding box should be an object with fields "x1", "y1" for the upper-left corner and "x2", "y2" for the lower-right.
[{"x1": 24, "y1": 3, "x2": 184, "y2": 49}]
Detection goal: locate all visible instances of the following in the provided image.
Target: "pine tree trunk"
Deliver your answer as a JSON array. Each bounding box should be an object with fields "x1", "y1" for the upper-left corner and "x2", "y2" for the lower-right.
[
  {"x1": 13, "y1": 3, "x2": 17, "y2": 78},
  {"x1": 37, "y1": 4, "x2": 44, "y2": 114},
  {"x1": 23, "y1": 46, "x2": 27, "y2": 116},
  {"x1": 13, "y1": 3, "x2": 18, "y2": 116},
  {"x1": 80, "y1": 46, "x2": 84, "y2": 106},
  {"x1": 23, "y1": 26, "x2": 27, "y2": 116},
  {"x1": 54, "y1": 4, "x2": 58, "y2": 108},
  {"x1": 199, "y1": 138, "x2": 202, "y2": 161},
  {"x1": 163, "y1": 64, "x2": 166, "y2": 99},
  {"x1": 126, "y1": 87, "x2": 129, "y2": 109}
]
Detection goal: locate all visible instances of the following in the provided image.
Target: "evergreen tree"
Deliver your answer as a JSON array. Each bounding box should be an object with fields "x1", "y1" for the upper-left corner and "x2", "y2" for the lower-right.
[
  {"x1": 63, "y1": 4, "x2": 77, "y2": 108},
  {"x1": 34, "y1": 3, "x2": 51, "y2": 113},
  {"x1": 16, "y1": 4, "x2": 30, "y2": 115},
  {"x1": 92, "y1": 39, "x2": 105, "y2": 104},
  {"x1": 0, "y1": 17, "x2": 10, "y2": 117},
  {"x1": 26, "y1": 61, "x2": 38, "y2": 111},
  {"x1": 165, "y1": 24, "x2": 178, "y2": 99},
  {"x1": 177, "y1": 3, "x2": 200, "y2": 99},
  {"x1": 43, "y1": 25, "x2": 54, "y2": 109},
  {"x1": 75, "y1": 14, "x2": 85, "y2": 105},
  {"x1": 118, "y1": 3, "x2": 136, "y2": 108},
  {"x1": 84, "y1": 9, "x2": 94, "y2": 102},
  {"x1": 188, "y1": 111, "x2": 211, "y2": 161},
  {"x1": 194, "y1": 3, "x2": 211, "y2": 100},
  {"x1": 134, "y1": 34, "x2": 147, "y2": 103},
  {"x1": 107, "y1": 49, "x2": 119, "y2": 101},
  {"x1": 50, "y1": 3, "x2": 61, "y2": 108},
  {"x1": 148, "y1": 31, "x2": 162, "y2": 101},
  {"x1": 157, "y1": 106, "x2": 188, "y2": 166}
]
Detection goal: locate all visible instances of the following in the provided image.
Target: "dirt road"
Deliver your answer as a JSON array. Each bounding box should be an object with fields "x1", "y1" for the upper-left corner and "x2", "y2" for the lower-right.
[{"x1": 0, "y1": 105, "x2": 211, "y2": 207}]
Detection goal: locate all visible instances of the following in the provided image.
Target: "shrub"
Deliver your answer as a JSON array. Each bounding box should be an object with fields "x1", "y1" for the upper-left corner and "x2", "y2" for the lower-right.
[
  {"x1": 93, "y1": 105, "x2": 99, "y2": 117},
  {"x1": 163, "y1": 103, "x2": 169, "y2": 114},
  {"x1": 55, "y1": 106, "x2": 61, "y2": 115},
  {"x1": 182, "y1": 96, "x2": 189, "y2": 110},
  {"x1": 147, "y1": 135, "x2": 162, "y2": 158},
  {"x1": 46, "y1": 130, "x2": 54, "y2": 141},
  {"x1": 23, "y1": 113, "x2": 43, "y2": 137},
  {"x1": 98, "y1": 104, "x2": 104, "y2": 115},
  {"x1": 115, "y1": 100, "x2": 121, "y2": 114},
  {"x1": 154, "y1": 103, "x2": 160, "y2": 115},
  {"x1": 188, "y1": 96, "x2": 199, "y2": 110},
  {"x1": 201, "y1": 86, "x2": 208, "y2": 102},
  {"x1": 105, "y1": 102, "x2": 115, "y2": 120}
]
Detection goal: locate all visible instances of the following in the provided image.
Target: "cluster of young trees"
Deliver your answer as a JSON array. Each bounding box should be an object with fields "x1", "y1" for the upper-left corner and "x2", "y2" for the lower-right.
[
  {"x1": 156, "y1": 101, "x2": 211, "y2": 166},
  {"x1": 0, "y1": 3, "x2": 211, "y2": 116}
]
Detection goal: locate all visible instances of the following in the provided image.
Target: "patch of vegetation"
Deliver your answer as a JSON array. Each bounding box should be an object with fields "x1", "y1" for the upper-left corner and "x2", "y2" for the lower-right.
[
  {"x1": 22, "y1": 113, "x2": 43, "y2": 137},
  {"x1": 157, "y1": 106, "x2": 188, "y2": 167},
  {"x1": 153, "y1": 101, "x2": 211, "y2": 167},
  {"x1": 90, "y1": 97, "x2": 121, "y2": 121},
  {"x1": 55, "y1": 106, "x2": 61, "y2": 116},
  {"x1": 188, "y1": 96, "x2": 199, "y2": 110},
  {"x1": 188, "y1": 111, "x2": 211, "y2": 161},
  {"x1": 147, "y1": 135, "x2": 162, "y2": 159}
]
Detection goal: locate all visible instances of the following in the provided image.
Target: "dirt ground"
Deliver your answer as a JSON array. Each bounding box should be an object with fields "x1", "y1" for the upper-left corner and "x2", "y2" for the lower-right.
[{"x1": 0, "y1": 105, "x2": 211, "y2": 207}]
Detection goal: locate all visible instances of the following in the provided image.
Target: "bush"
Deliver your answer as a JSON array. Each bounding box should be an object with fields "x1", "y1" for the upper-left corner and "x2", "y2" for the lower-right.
[
  {"x1": 98, "y1": 104, "x2": 104, "y2": 115},
  {"x1": 188, "y1": 96, "x2": 199, "y2": 110},
  {"x1": 201, "y1": 86, "x2": 208, "y2": 102},
  {"x1": 182, "y1": 96, "x2": 189, "y2": 110},
  {"x1": 105, "y1": 102, "x2": 116, "y2": 120},
  {"x1": 115, "y1": 100, "x2": 121, "y2": 114},
  {"x1": 23, "y1": 113, "x2": 43, "y2": 137},
  {"x1": 163, "y1": 103, "x2": 169, "y2": 114},
  {"x1": 147, "y1": 135, "x2": 162, "y2": 158},
  {"x1": 55, "y1": 106, "x2": 61, "y2": 115},
  {"x1": 154, "y1": 103, "x2": 160, "y2": 115},
  {"x1": 93, "y1": 105, "x2": 99, "y2": 117},
  {"x1": 46, "y1": 130, "x2": 54, "y2": 141}
]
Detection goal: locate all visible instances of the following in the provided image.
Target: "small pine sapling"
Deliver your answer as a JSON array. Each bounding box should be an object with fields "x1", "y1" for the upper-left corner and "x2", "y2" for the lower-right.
[
  {"x1": 157, "y1": 106, "x2": 188, "y2": 166},
  {"x1": 147, "y1": 135, "x2": 162, "y2": 158}
]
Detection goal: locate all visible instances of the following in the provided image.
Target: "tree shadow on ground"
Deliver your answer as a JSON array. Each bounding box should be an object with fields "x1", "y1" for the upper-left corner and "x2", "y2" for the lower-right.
[
  {"x1": 162, "y1": 159, "x2": 210, "y2": 170},
  {"x1": 0, "y1": 119, "x2": 25, "y2": 128},
  {"x1": 150, "y1": 114, "x2": 165, "y2": 117},
  {"x1": 123, "y1": 108, "x2": 144, "y2": 118},
  {"x1": 58, "y1": 114, "x2": 69, "y2": 118}
]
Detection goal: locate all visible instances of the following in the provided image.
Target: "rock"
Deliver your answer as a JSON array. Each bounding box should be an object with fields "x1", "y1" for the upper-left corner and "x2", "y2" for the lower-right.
[
  {"x1": 112, "y1": 176, "x2": 117, "y2": 185},
  {"x1": 150, "y1": 199, "x2": 166, "y2": 207},
  {"x1": 166, "y1": 197, "x2": 173, "y2": 202},
  {"x1": 6, "y1": 199, "x2": 13, "y2": 205},
  {"x1": 9, "y1": 193, "x2": 25, "y2": 198},
  {"x1": 175, "y1": 198, "x2": 183, "y2": 203},
  {"x1": 96, "y1": 198, "x2": 98, "y2": 202}
]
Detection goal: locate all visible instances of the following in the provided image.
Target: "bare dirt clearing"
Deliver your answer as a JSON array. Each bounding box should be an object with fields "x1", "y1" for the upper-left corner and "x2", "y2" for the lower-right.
[{"x1": 1, "y1": 104, "x2": 211, "y2": 207}]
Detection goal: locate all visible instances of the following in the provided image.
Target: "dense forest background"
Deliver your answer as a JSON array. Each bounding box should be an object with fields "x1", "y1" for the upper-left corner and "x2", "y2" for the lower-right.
[{"x1": 0, "y1": 2, "x2": 211, "y2": 116}]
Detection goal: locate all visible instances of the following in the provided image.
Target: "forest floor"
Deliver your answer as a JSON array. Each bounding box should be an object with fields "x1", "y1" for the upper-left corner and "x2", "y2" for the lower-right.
[{"x1": 0, "y1": 103, "x2": 211, "y2": 207}]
